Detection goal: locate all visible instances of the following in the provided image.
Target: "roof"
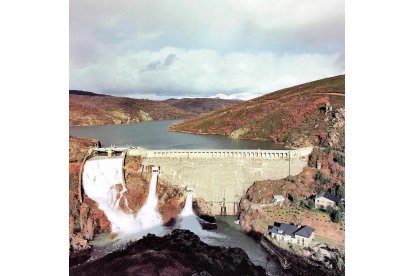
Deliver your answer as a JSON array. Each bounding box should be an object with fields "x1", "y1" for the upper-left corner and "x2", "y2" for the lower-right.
[
  {"x1": 273, "y1": 195, "x2": 285, "y2": 201},
  {"x1": 269, "y1": 223, "x2": 315, "y2": 238},
  {"x1": 294, "y1": 226, "x2": 315, "y2": 238},
  {"x1": 316, "y1": 192, "x2": 341, "y2": 204},
  {"x1": 270, "y1": 223, "x2": 300, "y2": 236}
]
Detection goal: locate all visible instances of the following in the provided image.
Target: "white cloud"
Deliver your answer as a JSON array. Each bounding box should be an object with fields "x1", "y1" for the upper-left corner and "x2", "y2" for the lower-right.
[
  {"x1": 70, "y1": 0, "x2": 344, "y2": 98},
  {"x1": 70, "y1": 47, "x2": 343, "y2": 98}
]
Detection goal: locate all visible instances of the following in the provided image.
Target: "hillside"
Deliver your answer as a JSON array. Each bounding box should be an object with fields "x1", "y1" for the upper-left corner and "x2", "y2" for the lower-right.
[
  {"x1": 69, "y1": 92, "x2": 195, "y2": 126},
  {"x1": 163, "y1": 98, "x2": 242, "y2": 115},
  {"x1": 170, "y1": 75, "x2": 345, "y2": 151}
]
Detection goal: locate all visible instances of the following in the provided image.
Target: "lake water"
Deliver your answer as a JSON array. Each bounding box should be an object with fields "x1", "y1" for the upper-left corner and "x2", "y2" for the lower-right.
[{"x1": 69, "y1": 120, "x2": 284, "y2": 150}]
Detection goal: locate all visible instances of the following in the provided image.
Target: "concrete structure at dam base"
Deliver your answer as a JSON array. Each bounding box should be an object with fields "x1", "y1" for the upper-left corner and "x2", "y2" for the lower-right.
[{"x1": 90, "y1": 147, "x2": 313, "y2": 215}]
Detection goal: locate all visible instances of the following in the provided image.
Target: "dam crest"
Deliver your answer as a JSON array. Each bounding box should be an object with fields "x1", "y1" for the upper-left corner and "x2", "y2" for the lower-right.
[{"x1": 84, "y1": 147, "x2": 313, "y2": 215}]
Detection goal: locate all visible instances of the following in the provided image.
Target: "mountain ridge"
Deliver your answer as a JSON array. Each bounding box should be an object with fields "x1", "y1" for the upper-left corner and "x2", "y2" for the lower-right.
[{"x1": 170, "y1": 75, "x2": 345, "y2": 151}]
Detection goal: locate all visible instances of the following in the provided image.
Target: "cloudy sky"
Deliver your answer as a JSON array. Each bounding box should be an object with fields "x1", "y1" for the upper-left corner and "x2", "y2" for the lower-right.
[{"x1": 70, "y1": 0, "x2": 344, "y2": 100}]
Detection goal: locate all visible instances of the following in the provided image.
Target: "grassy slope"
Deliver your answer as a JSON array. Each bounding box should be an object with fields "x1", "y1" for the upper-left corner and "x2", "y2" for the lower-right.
[
  {"x1": 163, "y1": 98, "x2": 242, "y2": 115},
  {"x1": 170, "y1": 75, "x2": 345, "y2": 150}
]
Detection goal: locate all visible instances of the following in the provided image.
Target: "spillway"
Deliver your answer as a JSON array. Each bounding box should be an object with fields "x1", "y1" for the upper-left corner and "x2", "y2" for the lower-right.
[
  {"x1": 177, "y1": 192, "x2": 203, "y2": 234},
  {"x1": 82, "y1": 157, "x2": 163, "y2": 236}
]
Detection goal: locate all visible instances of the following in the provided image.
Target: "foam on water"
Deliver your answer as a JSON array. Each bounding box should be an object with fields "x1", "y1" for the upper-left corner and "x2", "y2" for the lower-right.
[{"x1": 176, "y1": 192, "x2": 224, "y2": 241}]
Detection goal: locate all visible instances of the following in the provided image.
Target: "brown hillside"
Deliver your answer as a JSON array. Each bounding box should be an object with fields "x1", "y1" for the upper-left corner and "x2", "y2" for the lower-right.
[
  {"x1": 69, "y1": 94, "x2": 195, "y2": 126},
  {"x1": 163, "y1": 98, "x2": 242, "y2": 114},
  {"x1": 170, "y1": 75, "x2": 345, "y2": 151}
]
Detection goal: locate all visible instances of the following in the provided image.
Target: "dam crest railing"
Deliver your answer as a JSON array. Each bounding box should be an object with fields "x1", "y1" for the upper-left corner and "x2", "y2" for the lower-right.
[{"x1": 120, "y1": 147, "x2": 313, "y2": 160}]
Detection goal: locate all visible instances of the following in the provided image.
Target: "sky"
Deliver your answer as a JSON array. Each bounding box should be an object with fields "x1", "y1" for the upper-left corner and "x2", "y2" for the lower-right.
[{"x1": 70, "y1": 0, "x2": 344, "y2": 100}]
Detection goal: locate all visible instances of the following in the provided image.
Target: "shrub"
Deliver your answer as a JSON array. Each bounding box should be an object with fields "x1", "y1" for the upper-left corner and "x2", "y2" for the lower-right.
[
  {"x1": 331, "y1": 210, "x2": 341, "y2": 223},
  {"x1": 315, "y1": 186, "x2": 324, "y2": 194},
  {"x1": 315, "y1": 171, "x2": 331, "y2": 185},
  {"x1": 308, "y1": 199, "x2": 315, "y2": 209},
  {"x1": 333, "y1": 153, "x2": 345, "y2": 166}
]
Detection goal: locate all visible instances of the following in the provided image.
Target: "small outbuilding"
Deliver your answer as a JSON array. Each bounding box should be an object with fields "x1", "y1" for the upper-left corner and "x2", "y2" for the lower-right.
[
  {"x1": 315, "y1": 192, "x2": 341, "y2": 210},
  {"x1": 273, "y1": 195, "x2": 285, "y2": 206}
]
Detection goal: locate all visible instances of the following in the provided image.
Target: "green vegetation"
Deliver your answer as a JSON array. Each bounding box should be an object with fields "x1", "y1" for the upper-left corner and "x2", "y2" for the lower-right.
[
  {"x1": 285, "y1": 176, "x2": 296, "y2": 183},
  {"x1": 332, "y1": 184, "x2": 345, "y2": 198},
  {"x1": 315, "y1": 171, "x2": 331, "y2": 185},
  {"x1": 314, "y1": 235, "x2": 342, "y2": 248},
  {"x1": 334, "y1": 153, "x2": 345, "y2": 166}
]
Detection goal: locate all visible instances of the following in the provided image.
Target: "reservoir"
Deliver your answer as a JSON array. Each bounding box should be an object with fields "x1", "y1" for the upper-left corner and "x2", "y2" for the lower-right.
[{"x1": 69, "y1": 120, "x2": 283, "y2": 150}]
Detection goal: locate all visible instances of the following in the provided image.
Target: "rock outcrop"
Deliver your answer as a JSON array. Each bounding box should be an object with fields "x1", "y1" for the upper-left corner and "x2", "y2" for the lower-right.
[
  {"x1": 69, "y1": 136, "x2": 100, "y2": 162},
  {"x1": 229, "y1": 127, "x2": 250, "y2": 139},
  {"x1": 70, "y1": 229, "x2": 266, "y2": 276},
  {"x1": 193, "y1": 197, "x2": 216, "y2": 223}
]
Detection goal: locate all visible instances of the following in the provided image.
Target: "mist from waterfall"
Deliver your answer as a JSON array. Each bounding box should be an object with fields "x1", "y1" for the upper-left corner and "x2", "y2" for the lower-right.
[
  {"x1": 82, "y1": 157, "x2": 164, "y2": 238},
  {"x1": 177, "y1": 192, "x2": 203, "y2": 233}
]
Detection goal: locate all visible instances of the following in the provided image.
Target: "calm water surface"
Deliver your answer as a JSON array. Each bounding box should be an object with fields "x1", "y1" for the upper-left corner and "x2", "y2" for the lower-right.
[
  {"x1": 210, "y1": 216, "x2": 283, "y2": 276},
  {"x1": 69, "y1": 120, "x2": 283, "y2": 150}
]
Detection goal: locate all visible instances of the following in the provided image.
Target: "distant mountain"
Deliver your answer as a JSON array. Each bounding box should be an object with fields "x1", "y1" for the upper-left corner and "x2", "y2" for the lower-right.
[
  {"x1": 69, "y1": 93, "x2": 195, "y2": 126},
  {"x1": 170, "y1": 75, "x2": 345, "y2": 150},
  {"x1": 69, "y1": 90, "x2": 108, "y2": 97},
  {"x1": 163, "y1": 98, "x2": 242, "y2": 115}
]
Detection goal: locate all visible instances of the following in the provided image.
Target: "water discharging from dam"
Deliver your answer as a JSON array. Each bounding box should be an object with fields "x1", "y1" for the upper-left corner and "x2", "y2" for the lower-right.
[
  {"x1": 82, "y1": 157, "x2": 163, "y2": 237},
  {"x1": 177, "y1": 192, "x2": 203, "y2": 233}
]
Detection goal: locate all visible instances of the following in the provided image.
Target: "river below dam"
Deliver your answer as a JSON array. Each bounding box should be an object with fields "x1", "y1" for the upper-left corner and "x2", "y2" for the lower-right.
[
  {"x1": 69, "y1": 120, "x2": 284, "y2": 149},
  {"x1": 89, "y1": 216, "x2": 283, "y2": 276}
]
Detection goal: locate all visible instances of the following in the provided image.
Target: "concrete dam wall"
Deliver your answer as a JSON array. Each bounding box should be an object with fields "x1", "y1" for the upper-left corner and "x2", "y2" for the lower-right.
[{"x1": 125, "y1": 147, "x2": 313, "y2": 215}]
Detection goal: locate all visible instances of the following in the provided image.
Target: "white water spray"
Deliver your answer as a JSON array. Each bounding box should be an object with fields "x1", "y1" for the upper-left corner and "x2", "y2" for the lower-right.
[
  {"x1": 134, "y1": 168, "x2": 163, "y2": 231},
  {"x1": 82, "y1": 157, "x2": 163, "y2": 237},
  {"x1": 177, "y1": 192, "x2": 203, "y2": 233}
]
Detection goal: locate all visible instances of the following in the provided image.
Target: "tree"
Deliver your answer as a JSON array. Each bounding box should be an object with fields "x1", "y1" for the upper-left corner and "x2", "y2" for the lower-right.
[
  {"x1": 308, "y1": 199, "x2": 315, "y2": 209},
  {"x1": 292, "y1": 194, "x2": 299, "y2": 205},
  {"x1": 339, "y1": 201, "x2": 345, "y2": 213},
  {"x1": 300, "y1": 201, "x2": 306, "y2": 208},
  {"x1": 336, "y1": 185, "x2": 345, "y2": 198},
  {"x1": 331, "y1": 210, "x2": 341, "y2": 223}
]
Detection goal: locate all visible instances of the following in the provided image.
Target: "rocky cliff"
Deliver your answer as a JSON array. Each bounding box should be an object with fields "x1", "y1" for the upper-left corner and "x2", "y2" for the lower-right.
[{"x1": 70, "y1": 229, "x2": 267, "y2": 276}]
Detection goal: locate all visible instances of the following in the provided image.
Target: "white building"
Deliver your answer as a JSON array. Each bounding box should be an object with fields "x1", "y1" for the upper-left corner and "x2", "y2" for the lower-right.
[
  {"x1": 273, "y1": 195, "x2": 285, "y2": 206},
  {"x1": 268, "y1": 222, "x2": 315, "y2": 246}
]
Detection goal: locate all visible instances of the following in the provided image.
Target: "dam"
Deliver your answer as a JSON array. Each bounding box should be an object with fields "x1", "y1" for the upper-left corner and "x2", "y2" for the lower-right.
[{"x1": 84, "y1": 147, "x2": 313, "y2": 215}]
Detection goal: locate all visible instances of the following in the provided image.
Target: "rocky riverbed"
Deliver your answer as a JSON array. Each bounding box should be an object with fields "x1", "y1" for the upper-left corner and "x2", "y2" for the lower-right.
[{"x1": 70, "y1": 229, "x2": 267, "y2": 276}]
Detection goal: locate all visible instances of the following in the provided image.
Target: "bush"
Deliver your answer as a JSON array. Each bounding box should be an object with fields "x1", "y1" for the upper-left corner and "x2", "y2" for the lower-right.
[
  {"x1": 308, "y1": 199, "x2": 315, "y2": 209},
  {"x1": 339, "y1": 201, "x2": 345, "y2": 213},
  {"x1": 333, "y1": 153, "x2": 345, "y2": 166},
  {"x1": 300, "y1": 201, "x2": 306, "y2": 208},
  {"x1": 286, "y1": 176, "x2": 296, "y2": 183},
  {"x1": 316, "y1": 186, "x2": 324, "y2": 194},
  {"x1": 331, "y1": 210, "x2": 341, "y2": 223},
  {"x1": 315, "y1": 171, "x2": 331, "y2": 185},
  {"x1": 292, "y1": 194, "x2": 299, "y2": 205}
]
